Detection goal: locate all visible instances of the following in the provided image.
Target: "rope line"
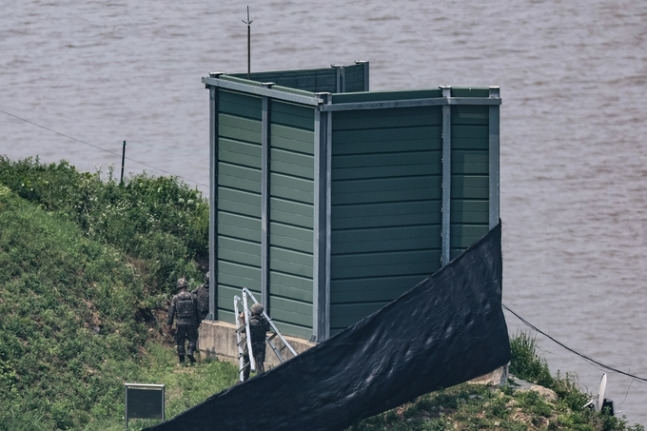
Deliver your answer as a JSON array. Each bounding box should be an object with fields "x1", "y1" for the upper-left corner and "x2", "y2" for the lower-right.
[
  {"x1": 503, "y1": 304, "x2": 647, "y2": 383},
  {"x1": 0, "y1": 107, "x2": 209, "y2": 189}
]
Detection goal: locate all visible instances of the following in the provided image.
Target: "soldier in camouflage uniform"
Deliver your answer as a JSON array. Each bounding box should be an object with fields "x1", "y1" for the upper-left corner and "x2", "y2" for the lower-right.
[
  {"x1": 191, "y1": 271, "x2": 210, "y2": 321},
  {"x1": 167, "y1": 277, "x2": 200, "y2": 365},
  {"x1": 240, "y1": 303, "x2": 270, "y2": 381}
]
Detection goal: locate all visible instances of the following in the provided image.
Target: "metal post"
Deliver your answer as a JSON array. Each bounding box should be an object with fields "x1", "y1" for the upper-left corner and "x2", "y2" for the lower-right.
[
  {"x1": 440, "y1": 86, "x2": 452, "y2": 266},
  {"x1": 488, "y1": 86, "x2": 501, "y2": 229},
  {"x1": 313, "y1": 92, "x2": 332, "y2": 342},
  {"x1": 242, "y1": 6, "x2": 253, "y2": 79},
  {"x1": 120, "y1": 140, "x2": 126, "y2": 185},
  {"x1": 207, "y1": 77, "x2": 220, "y2": 321},
  {"x1": 260, "y1": 84, "x2": 272, "y2": 311}
]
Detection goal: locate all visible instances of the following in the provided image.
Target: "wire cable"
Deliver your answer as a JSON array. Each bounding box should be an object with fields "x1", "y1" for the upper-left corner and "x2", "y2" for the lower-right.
[
  {"x1": 0, "y1": 107, "x2": 209, "y2": 190},
  {"x1": 503, "y1": 303, "x2": 647, "y2": 383}
]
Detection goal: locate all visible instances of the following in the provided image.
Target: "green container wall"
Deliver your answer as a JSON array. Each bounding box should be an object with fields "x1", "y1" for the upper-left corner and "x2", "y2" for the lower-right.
[
  {"x1": 204, "y1": 64, "x2": 500, "y2": 341},
  {"x1": 215, "y1": 90, "x2": 263, "y2": 325},
  {"x1": 267, "y1": 101, "x2": 316, "y2": 338},
  {"x1": 329, "y1": 101, "x2": 443, "y2": 334},
  {"x1": 232, "y1": 61, "x2": 369, "y2": 93}
]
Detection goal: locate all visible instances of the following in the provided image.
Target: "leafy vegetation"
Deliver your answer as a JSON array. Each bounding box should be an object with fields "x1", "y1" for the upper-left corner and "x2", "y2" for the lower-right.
[
  {"x1": 0, "y1": 157, "x2": 643, "y2": 430},
  {"x1": 0, "y1": 156, "x2": 208, "y2": 293}
]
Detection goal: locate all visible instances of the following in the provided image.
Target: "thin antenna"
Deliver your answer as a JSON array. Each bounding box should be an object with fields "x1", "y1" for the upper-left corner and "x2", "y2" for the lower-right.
[{"x1": 242, "y1": 6, "x2": 253, "y2": 79}]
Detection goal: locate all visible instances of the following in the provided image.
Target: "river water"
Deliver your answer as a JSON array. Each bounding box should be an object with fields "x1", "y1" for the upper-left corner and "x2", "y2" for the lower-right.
[{"x1": 1, "y1": 0, "x2": 646, "y2": 425}]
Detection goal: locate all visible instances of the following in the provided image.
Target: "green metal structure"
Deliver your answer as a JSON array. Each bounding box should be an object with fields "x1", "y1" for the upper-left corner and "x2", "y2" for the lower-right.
[{"x1": 203, "y1": 61, "x2": 500, "y2": 341}]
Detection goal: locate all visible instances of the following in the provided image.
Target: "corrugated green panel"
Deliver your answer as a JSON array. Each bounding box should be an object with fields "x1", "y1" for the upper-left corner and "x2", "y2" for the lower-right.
[
  {"x1": 451, "y1": 175, "x2": 489, "y2": 200},
  {"x1": 217, "y1": 285, "x2": 241, "y2": 314},
  {"x1": 450, "y1": 224, "x2": 489, "y2": 249},
  {"x1": 332, "y1": 89, "x2": 442, "y2": 104},
  {"x1": 451, "y1": 125, "x2": 489, "y2": 150},
  {"x1": 331, "y1": 250, "x2": 439, "y2": 279},
  {"x1": 343, "y1": 63, "x2": 367, "y2": 92},
  {"x1": 217, "y1": 90, "x2": 262, "y2": 120},
  {"x1": 332, "y1": 201, "x2": 442, "y2": 229},
  {"x1": 271, "y1": 124, "x2": 315, "y2": 155},
  {"x1": 271, "y1": 101, "x2": 315, "y2": 130},
  {"x1": 269, "y1": 222, "x2": 313, "y2": 254},
  {"x1": 453, "y1": 105, "x2": 489, "y2": 125},
  {"x1": 217, "y1": 188, "x2": 260, "y2": 217},
  {"x1": 269, "y1": 198, "x2": 314, "y2": 230},
  {"x1": 234, "y1": 69, "x2": 337, "y2": 93},
  {"x1": 333, "y1": 106, "x2": 441, "y2": 130},
  {"x1": 270, "y1": 148, "x2": 314, "y2": 179},
  {"x1": 332, "y1": 127, "x2": 441, "y2": 155},
  {"x1": 216, "y1": 262, "x2": 261, "y2": 315},
  {"x1": 330, "y1": 302, "x2": 390, "y2": 329},
  {"x1": 451, "y1": 150, "x2": 489, "y2": 175},
  {"x1": 451, "y1": 87, "x2": 491, "y2": 98},
  {"x1": 218, "y1": 236, "x2": 261, "y2": 266},
  {"x1": 218, "y1": 113, "x2": 262, "y2": 143},
  {"x1": 269, "y1": 272, "x2": 313, "y2": 302},
  {"x1": 266, "y1": 320, "x2": 312, "y2": 340},
  {"x1": 219, "y1": 138, "x2": 261, "y2": 169},
  {"x1": 270, "y1": 173, "x2": 314, "y2": 204},
  {"x1": 332, "y1": 226, "x2": 440, "y2": 254},
  {"x1": 269, "y1": 247, "x2": 313, "y2": 278},
  {"x1": 217, "y1": 262, "x2": 261, "y2": 292},
  {"x1": 217, "y1": 310, "x2": 238, "y2": 327},
  {"x1": 452, "y1": 124, "x2": 489, "y2": 139},
  {"x1": 330, "y1": 275, "x2": 426, "y2": 303},
  {"x1": 218, "y1": 213, "x2": 261, "y2": 242},
  {"x1": 218, "y1": 163, "x2": 261, "y2": 193},
  {"x1": 333, "y1": 150, "x2": 440, "y2": 180},
  {"x1": 331, "y1": 176, "x2": 442, "y2": 205},
  {"x1": 217, "y1": 284, "x2": 261, "y2": 312},
  {"x1": 450, "y1": 200, "x2": 489, "y2": 224},
  {"x1": 268, "y1": 296, "x2": 312, "y2": 327}
]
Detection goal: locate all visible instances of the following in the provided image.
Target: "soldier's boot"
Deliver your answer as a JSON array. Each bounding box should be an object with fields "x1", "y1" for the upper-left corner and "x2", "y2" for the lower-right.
[
  {"x1": 188, "y1": 353, "x2": 196, "y2": 364},
  {"x1": 178, "y1": 354, "x2": 185, "y2": 366}
]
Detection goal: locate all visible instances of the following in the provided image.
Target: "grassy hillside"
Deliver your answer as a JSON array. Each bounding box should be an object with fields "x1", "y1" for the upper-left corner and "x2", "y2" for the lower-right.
[
  {"x1": 0, "y1": 157, "x2": 236, "y2": 430},
  {"x1": 0, "y1": 157, "x2": 642, "y2": 430}
]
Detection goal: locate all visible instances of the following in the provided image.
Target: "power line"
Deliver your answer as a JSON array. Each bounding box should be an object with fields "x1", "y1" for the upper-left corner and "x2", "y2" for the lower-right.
[
  {"x1": 503, "y1": 303, "x2": 647, "y2": 383},
  {"x1": 0, "y1": 107, "x2": 209, "y2": 190}
]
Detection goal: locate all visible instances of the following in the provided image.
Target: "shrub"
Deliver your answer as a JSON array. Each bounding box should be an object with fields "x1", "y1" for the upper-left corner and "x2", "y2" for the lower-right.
[{"x1": 509, "y1": 332, "x2": 554, "y2": 387}]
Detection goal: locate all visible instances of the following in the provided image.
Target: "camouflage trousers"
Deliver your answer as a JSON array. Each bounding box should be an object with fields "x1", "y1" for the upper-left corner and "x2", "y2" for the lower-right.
[{"x1": 174, "y1": 324, "x2": 198, "y2": 358}]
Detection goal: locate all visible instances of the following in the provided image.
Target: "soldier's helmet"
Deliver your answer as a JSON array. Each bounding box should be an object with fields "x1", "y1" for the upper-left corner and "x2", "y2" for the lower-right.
[
  {"x1": 176, "y1": 277, "x2": 188, "y2": 289},
  {"x1": 250, "y1": 303, "x2": 264, "y2": 315}
]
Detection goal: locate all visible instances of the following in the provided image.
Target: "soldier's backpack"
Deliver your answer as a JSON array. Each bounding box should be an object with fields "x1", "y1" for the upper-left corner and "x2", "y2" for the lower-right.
[{"x1": 176, "y1": 293, "x2": 196, "y2": 323}]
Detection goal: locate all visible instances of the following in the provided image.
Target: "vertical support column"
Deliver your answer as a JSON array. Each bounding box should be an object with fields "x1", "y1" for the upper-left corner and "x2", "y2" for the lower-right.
[
  {"x1": 488, "y1": 87, "x2": 501, "y2": 229},
  {"x1": 332, "y1": 65, "x2": 345, "y2": 93},
  {"x1": 207, "y1": 74, "x2": 221, "y2": 321},
  {"x1": 440, "y1": 86, "x2": 452, "y2": 266},
  {"x1": 355, "y1": 60, "x2": 369, "y2": 91},
  {"x1": 313, "y1": 92, "x2": 332, "y2": 342},
  {"x1": 260, "y1": 84, "x2": 273, "y2": 311}
]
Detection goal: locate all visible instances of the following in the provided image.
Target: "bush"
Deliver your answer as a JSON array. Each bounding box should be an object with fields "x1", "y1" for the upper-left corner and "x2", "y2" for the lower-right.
[
  {"x1": 509, "y1": 332, "x2": 554, "y2": 387},
  {"x1": 0, "y1": 156, "x2": 209, "y2": 295}
]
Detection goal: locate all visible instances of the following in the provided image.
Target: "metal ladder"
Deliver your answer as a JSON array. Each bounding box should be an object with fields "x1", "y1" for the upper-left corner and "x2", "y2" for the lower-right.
[{"x1": 233, "y1": 288, "x2": 298, "y2": 382}]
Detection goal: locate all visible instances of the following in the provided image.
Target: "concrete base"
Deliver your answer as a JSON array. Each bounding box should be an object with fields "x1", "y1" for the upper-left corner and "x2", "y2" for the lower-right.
[
  {"x1": 198, "y1": 320, "x2": 314, "y2": 369},
  {"x1": 470, "y1": 363, "x2": 509, "y2": 387},
  {"x1": 198, "y1": 320, "x2": 508, "y2": 386}
]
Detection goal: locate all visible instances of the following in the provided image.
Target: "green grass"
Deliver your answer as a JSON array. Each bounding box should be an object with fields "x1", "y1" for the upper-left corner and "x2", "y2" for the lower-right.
[{"x1": 0, "y1": 157, "x2": 644, "y2": 430}]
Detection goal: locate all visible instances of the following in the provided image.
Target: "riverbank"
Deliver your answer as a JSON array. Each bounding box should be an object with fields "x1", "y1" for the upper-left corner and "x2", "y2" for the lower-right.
[{"x1": 0, "y1": 157, "x2": 641, "y2": 430}]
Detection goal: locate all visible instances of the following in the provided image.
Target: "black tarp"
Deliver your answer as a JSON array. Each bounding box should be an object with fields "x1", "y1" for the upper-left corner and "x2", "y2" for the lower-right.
[{"x1": 146, "y1": 222, "x2": 509, "y2": 431}]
